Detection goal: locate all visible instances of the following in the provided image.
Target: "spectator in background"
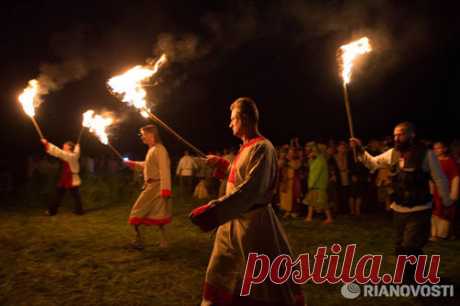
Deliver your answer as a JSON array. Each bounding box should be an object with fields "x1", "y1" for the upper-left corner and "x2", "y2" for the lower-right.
[
  {"x1": 349, "y1": 156, "x2": 369, "y2": 216},
  {"x1": 303, "y1": 142, "x2": 332, "y2": 224},
  {"x1": 194, "y1": 157, "x2": 211, "y2": 200},
  {"x1": 279, "y1": 147, "x2": 302, "y2": 218},
  {"x1": 334, "y1": 141, "x2": 352, "y2": 214},
  {"x1": 430, "y1": 141, "x2": 459, "y2": 241},
  {"x1": 326, "y1": 144, "x2": 339, "y2": 213},
  {"x1": 176, "y1": 150, "x2": 197, "y2": 198}
]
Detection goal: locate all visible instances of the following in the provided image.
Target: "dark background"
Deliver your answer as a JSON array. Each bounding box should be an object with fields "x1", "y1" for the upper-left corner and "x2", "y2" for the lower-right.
[{"x1": 0, "y1": 0, "x2": 459, "y2": 184}]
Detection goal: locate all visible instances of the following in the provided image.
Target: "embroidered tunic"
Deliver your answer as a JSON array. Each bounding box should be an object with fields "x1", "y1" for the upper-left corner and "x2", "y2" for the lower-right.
[
  {"x1": 128, "y1": 144, "x2": 172, "y2": 225},
  {"x1": 196, "y1": 137, "x2": 305, "y2": 306}
]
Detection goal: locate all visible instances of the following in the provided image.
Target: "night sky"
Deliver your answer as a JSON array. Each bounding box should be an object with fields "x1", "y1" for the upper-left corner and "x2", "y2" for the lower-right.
[{"x1": 1, "y1": 0, "x2": 459, "y2": 176}]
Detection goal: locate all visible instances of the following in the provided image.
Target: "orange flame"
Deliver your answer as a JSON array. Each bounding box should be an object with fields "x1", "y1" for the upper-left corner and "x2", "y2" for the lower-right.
[
  {"x1": 82, "y1": 110, "x2": 114, "y2": 145},
  {"x1": 18, "y1": 79, "x2": 40, "y2": 117},
  {"x1": 107, "y1": 54, "x2": 167, "y2": 111},
  {"x1": 340, "y1": 37, "x2": 371, "y2": 84}
]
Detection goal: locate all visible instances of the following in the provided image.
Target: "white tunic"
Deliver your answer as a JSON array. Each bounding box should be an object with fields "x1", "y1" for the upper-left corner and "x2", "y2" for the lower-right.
[
  {"x1": 176, "y1": 155, "x2": 197, "y2": 176},
  {"x1": 46, "y1": 143, "x2": 81, "y2": 186},
  {"x1": 128, "y1": 143, "x2": 172, "y2": 225},
  {"x1": 200, "y1": 137, "x2": 305, "y2": 306}
]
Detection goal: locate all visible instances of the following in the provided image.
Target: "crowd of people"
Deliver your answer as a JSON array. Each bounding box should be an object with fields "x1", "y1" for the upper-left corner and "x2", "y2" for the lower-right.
[{"x1": 177, "y1": 136, "x2": 460, "y2": 241}]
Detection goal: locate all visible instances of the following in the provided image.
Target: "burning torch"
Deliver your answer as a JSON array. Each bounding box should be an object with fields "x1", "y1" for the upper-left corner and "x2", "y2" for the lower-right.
[
  {"x1": 81, "y1": 110, "x2": 123, "y2": 160},
  {"x1": 18, "y1": 79, "x2": 45, "y2": 139},
  {"x1": 339, "y1": 37, "x2": 372, "y2": 160},
  {"x1": 107, "y1": 54, "x2": 206, "y2": 158}
]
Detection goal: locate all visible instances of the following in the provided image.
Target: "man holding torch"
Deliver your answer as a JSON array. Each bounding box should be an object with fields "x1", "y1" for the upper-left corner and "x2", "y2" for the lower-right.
[
  {"x1": 124, "y1": 124, "x2": 172, "y2": 250},
  {"x1": 41, "y1": 138, "x2": 84, "y2": 216},
  {"x1": 190, "y1": 97, "x2": 304, "y2": 306},
  {"x1": 350, "y1": 122, "x2": 452, "y2": 283}
]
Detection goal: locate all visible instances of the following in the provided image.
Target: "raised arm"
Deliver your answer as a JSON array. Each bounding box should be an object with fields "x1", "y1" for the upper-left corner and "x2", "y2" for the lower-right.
[
  {"x1": 360, "y1": 149, "x2": 393, "y2": 171},
  {"x1": 43, "y1": 140, "x2": 79, "y2": 162},
  {"x1": 350, "y1": 138, "x2": 393, "y2": 171}
]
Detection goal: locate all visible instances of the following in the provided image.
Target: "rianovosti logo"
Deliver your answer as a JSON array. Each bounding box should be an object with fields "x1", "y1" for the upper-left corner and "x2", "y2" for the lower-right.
[
  {"x1": 240, "y1": 243, "x2": 454, "y2": 299},
  {"x1": 341, "y1": 283, "x2": 454, "y2": 299}
]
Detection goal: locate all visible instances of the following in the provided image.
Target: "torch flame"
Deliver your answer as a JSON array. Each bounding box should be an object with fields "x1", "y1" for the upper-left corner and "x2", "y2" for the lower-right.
[
  {"x1": 340, "y1": 37, "x2": 372, "y2": 84},
  {"x1": 107, "y1": 54, "x2": 167, "y2": 111},
  {"x1": 18, "y1": 79, "x2": 40, "y2": 117},
  {"x1": 82, "y1": 110, "x2": 114, "y2": 145}
]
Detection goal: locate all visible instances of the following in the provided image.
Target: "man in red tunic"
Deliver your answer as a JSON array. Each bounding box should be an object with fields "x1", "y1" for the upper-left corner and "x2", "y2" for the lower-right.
[{"x1": 41, "y1": 139, "x2": 84, "y2": 215}]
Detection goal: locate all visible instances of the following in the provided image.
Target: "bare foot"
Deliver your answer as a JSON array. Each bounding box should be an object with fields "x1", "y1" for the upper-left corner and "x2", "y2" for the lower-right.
[
  {"x1": 304, "y1": 218, "x2": 312, "y2": 223},
  {"x1": 322, "y1": 219, "x2": 333, "y2": 224}
]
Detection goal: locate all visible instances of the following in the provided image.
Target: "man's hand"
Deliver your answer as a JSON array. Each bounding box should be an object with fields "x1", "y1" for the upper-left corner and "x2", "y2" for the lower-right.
[
  {"x1": 124, "y1": 159, "x2": 137, "y2": 170},
  {"x1": 190, "y1": 203, "x2": 211, "y2": 218},
  {"x1": 40, "y1": 138, "x2": 49, "y2": 151},
  {"x1": 349, "y1": 138, "x2": 364, "y2": 154},
  {"x1": 189, "y1": 203, "x2": 216, "y2": 232}
]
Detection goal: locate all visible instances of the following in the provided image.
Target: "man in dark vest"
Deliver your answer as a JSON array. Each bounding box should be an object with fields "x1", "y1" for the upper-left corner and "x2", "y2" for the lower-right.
[{"x1": 350, "y1": 122, "x2": 452, "y2": 283}]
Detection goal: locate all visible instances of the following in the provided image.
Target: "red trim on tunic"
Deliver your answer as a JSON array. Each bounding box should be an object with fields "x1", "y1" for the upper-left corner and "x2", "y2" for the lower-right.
[
  {"x1": 57, "y1": 161, "x2": 73, "y2": 188},
  {"x1": 190, "y1": 203, "x2": 217, "y2": 232},
  {"x1": 228, "y1": 136, "x2": 265, "y2": 184},
  {"x1": 190, "y1": 203, "x2": 211, "y2": 217},
  {"x1": 161, "y1": 189, "x2": 172, "y2": 197},
  {"x1": 203, "y1": 282, "x2": 305, "y2": 306},
  {"x1": 128, "y1": 216, "x2": 172, "y2": 225}
]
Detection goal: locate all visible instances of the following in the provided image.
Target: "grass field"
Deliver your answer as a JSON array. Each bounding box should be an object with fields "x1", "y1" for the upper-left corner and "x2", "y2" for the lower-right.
[{"x1": 1, "y1": 175, "x2": 459, "y2": 306}]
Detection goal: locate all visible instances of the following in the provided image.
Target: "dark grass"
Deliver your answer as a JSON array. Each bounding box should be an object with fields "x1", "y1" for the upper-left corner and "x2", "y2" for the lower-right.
[{"x1": 1, "y1": 176, "x2": 459, "y2": 306}]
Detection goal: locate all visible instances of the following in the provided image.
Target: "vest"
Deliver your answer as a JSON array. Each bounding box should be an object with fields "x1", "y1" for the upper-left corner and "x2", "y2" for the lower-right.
[{"x1": 390, "y1": 144, "x2": 432, "y2": 207}]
